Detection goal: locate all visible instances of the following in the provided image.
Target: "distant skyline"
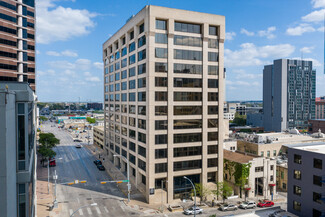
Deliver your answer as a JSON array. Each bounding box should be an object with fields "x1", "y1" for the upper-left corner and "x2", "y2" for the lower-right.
[{"x1": 36, "y1": 0, "x2": 325, "y2": 102}]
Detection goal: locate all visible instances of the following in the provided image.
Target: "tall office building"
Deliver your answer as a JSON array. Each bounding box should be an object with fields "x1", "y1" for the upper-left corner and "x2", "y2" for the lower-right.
[
  {"x1": 0, "y1": 0, "x2": 36, "y2": 91},
  {"x1": 103, "y1": 5, "x2": 225, "y2": 203},
  {"x1": 0, "y1": 82, "x2": 37, "y2": 217},
  {"x1": 263, "y1": 59, "x2": 316, "y2": 132}
]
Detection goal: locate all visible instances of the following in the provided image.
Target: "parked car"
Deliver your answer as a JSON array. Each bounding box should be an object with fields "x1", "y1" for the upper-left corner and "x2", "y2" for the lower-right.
[
  {"x1": 257, "y1": 200, "x2": 274, "y2": 208},
  {"x1": 94, "y1": 160, "x2": 102, "y2": 165},
  {"x1": 49, "y1": 157, "x2": 56, "y2": 167},
  {"x1": 183, "y1": 206, "x2": 203, "y2": 215},
  {"x1": 219, "y1": 204, "x2": 238, "y2": 211},
  {"x1": 97, "y1": 165, "x2": 105, "y2": 171},
  {"x1": 75, "y1": 144, "x2": 82, "y2": 148},
  {"x1": 239, "y1": 201, "x2": 256, "y2": 209}
]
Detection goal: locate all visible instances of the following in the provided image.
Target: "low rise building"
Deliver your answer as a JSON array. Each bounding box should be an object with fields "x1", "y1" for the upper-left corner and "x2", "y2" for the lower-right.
[
  {"x1": 224, "y1": 150, "x2": 277, "y2": 200},
  {"x1": 93, "y1": 126, "x2": 104, "y2": 149},
  {"x1": 287, "y1": 142, "x2": 325, "y2": 217},
  {"x1": 308, "y1": 119, "x2": 325, "y2": 134},
  {"x1": 87, "y1": 102, "x2": 103, "y2": 110},
  {"x1": 315, "y1": 97, "x2": 325, "y2": 119},
  {"x1": 276, "y1": 162, "x2": 288, "y2": 192},
  {"x1": 235, "y1": 132, "x2": 325, "y2": 157}
]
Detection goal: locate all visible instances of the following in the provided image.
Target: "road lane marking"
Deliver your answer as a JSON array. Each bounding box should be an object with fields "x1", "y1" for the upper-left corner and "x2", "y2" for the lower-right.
[
  {"x1": 104, "y1": 207, "x2": 109, "y2": 213},
  {"x1": 79, "y1": 209, "x2": 83, "y2": 215},
  {"x1": 69, "y1": 209, "x2": 73, "y2": 215},
  {"x1": 121, "y1": 204, "x2": 125, "y2": 212},
  {"x1": 95, "y1": 207, "x2": 102, "y2": 214},
  {"x1": 87, "y1": 207, "x2": 92, "y2": 215}
]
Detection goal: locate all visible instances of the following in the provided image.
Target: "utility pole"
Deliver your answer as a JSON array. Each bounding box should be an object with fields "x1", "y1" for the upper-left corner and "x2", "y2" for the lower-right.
[{"x1": 53, "y1": 170, "x2": 58, "y2": 208}]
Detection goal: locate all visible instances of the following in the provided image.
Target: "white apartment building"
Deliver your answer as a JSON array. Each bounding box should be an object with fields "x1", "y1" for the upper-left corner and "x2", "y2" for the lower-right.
[{"x1": 103, "y1": 5, "x2": 225, "y2": 203}]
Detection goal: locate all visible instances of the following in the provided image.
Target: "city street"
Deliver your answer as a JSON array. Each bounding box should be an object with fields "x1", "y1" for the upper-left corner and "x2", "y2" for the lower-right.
[{"x1": 41, "y1": 122, "x2": 143, "y2": 217}]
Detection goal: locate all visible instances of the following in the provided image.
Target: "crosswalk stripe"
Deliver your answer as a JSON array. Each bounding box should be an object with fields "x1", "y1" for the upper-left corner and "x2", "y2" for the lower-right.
[
  {"x1": 87, "y1": 207, "x2": 92, "y2": 215},
  {"x1": 104, "y1": 206, "x2": 109, "y2": 213},
  {"x1": 96, "y1": 206, "x2": 102, "y2": 214},
  {"x1": 69, "y1": 209, "x2": 73, "y2": 215},
  {"x1": 79, "y1": 209, "x2": 83, "y2": 215}
]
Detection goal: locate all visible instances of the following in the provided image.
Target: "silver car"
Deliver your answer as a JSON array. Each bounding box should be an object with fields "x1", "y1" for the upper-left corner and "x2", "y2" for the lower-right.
[
  {"x1": 239, "y1": 201, "x2": 256, "y2": 209},
  {"x1": 183, "y1": 207, "x2": 203, "y2": 215},
  {"x1": 220, "y1": 204, "x2": 238, "y2": 211}
]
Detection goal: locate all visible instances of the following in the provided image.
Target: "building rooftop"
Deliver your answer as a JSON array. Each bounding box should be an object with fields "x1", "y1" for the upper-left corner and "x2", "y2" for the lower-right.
[
  {"x1": 224, "y1": 150, "x2": 255, "y2": 164},
  {"x1": 285, "y1": 142, "x2": 325, "y2": 154},
  {"x1": 233, "y1": 132, "x2": 325, "y2": 145},
  {"x1": 93, "y1": 125, "x2": 104, "y2": 131}
]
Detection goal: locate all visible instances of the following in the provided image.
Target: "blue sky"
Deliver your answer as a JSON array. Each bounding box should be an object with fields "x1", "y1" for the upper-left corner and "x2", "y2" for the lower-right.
[{"x1": 36, "y1": 0, "x2": 325, "y2": 102}]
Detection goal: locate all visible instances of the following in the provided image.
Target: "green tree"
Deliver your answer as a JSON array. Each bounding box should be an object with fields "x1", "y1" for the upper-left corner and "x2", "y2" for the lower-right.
[
  {"x1": 86, "y1": 117, "x2": 96, "y2": 124},
  {"x1": 194, "y1": 183, "x2": 210, "y2": 204},
  {"x1": 39, "y1": 116, "x2": 48, "y2": 121},
  {"x1": 37, "y1": 102, "x2": 47, "y2": 110},
  {"x1": 38, "y1": 145, "x2": 56, "y2": 166},
  {"x1": 212, "y1": 182, "x2": 233, "y2": 203},
  {"x1": 39, "y1": 133, "x2": 60, "y2": 148},
  {"x1": 232, "y1": 112, "x2": 246, "y2": 126}
]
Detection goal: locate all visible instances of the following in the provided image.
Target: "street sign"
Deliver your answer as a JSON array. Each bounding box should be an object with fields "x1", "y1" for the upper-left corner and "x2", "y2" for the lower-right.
[{"x1": 74, "y1": 180, "x2": 79, "y2": 184}]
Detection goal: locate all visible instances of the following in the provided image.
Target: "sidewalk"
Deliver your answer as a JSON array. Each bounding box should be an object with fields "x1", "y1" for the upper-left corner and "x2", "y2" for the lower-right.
[
  {"x1": 86, "y1": 144, "x2": 162, "y2": 214},
  {"x1": 36, "y1": 155, "x2": 62, "y2": 217}
]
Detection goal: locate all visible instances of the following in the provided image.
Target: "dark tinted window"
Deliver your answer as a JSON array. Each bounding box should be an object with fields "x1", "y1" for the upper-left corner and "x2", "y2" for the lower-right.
[
  {"x1": 175, "y1": 22, "x2": 201, "y2": 34},
  {"x1": 155, "y1": 62, "x2": 168, "y2": 72},
  {"x1": 174, "y1": 63, "x2": 202, "y2": 74},
  {"x1": 209, "y1": 26, "x2": 217, "y2": 35},
  {"x1": 155, "y1": 33, "x2": 168, "y2": 44},
  {"x1": 174, "y1": 49, "x2": 202, "y2": 61},
  {"x1": 156, "y1": 20, "x2": 167, "y2": 30},
  {"x1": 314, "y1": 158, "x2": 322, "y2": 169}
]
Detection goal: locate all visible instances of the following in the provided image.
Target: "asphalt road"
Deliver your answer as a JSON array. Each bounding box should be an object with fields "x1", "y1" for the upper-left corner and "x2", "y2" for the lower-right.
[{"x1": 42, "y1": 122, "x2": 142, "y2": 217}]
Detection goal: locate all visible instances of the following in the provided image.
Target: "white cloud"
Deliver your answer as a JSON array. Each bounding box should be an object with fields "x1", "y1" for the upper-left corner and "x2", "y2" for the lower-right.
[
  {"x1": 286, "y1": 24, "x2": 315, "y2": 36},
  {"x1": 300, "y1": 46, "x2": 314, "y2": 53},
  {"x1": 225, "y1": 43, "x2": 295, "y2": 67},
  {"x1": 36, "y1": 0, "x2": 97, "y2": 44},
  {"x1": 312, "y1": 0, "x2": 325, "y2": 8},
  {"x1": 93, "y1": 62, "x2": 103, "y2": 70},
  {"x1": 76, "y1": 59, "x2": 92, "y2": 70},
  {"x1": 233, "y1": 69, "x2": 263, "y2": 79},
  {"x1": 258, "y1": 26, "x2": 276, "y2": 39},
  {"x1": 302, "y1": 8, "x2": 325, "y2": 22},
  {"x1": 240, "y1": 28, "x2": 254, "y2": 36},
  {"x1": 61, "y1": 50, "x2": 78, "y2": 57},
  {"x1": 46, "y1": 50, "x2": 78, "y2": 57},
  {"x1": 46, "y1": 51, "x2": 61, "y2": 56},
  {"x1": 85, "y1": 76, "x2": 101, "y2": 82},
  {"x1": 226, "y1": 80, "x2": 260, "y2": 87},
  {"x1": 226, "y1": 32, "x2": 236, "y2": 41},
  {"x1": 84, "y1": 71, "x2": 92, "y2": 76},
  {"x1": 36, "y1": 50, "x2": 41, "y2": 55}
]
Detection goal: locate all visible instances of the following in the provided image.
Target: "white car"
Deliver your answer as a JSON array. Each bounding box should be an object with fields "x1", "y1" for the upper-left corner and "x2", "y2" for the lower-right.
[
  {"x1": 239, "y1": 201, "x2": 256, "y2": 209},
  {"x1": 75, "y1": 144, "x2": 82, "y2": 148},
  {"x1": 183, "y1": 207, "x2": 203, "y2": 215},
  {"x1": 220, "y1": 204, "x2": 238, "y2": 211}
]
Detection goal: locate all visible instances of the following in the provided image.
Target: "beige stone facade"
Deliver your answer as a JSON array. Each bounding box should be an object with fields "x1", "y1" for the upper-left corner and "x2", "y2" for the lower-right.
[
  {"x1": 93, "y1": 126, "x2": 104, "y2": 149},
  {"x1": 224, "y1": 150, "x2": 277, "y2": 200},
  {"x1": 103, "y1": 5, "x2": 225, "y2": 204},
  {"x1": 276, "y1": 164, "x2": 287, "y2": 192}
]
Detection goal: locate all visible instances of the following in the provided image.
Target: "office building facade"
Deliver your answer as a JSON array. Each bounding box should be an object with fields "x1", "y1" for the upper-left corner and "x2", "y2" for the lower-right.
[
  {"x1": 0, "y1": 0, "x2": 36, "y2": 91},
  {"x1": 263, "y1": 59, "x2": 316, "y2": 132},
  {"x1": 103, "y1": 5, "x2": 225, "y2": 203},
  {"x1": 287, "y1": 143, "x2": 325, "y2": 217},
  {"x1": 0, "y1": 82, "x2": 37, "y2": 217}
]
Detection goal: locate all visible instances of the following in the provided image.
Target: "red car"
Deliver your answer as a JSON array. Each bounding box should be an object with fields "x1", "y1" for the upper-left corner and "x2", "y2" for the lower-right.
[
  {"x1": 49, "y1": 157, "x2": 56, "y2": 167},
  {"x1": 257, "y1": 201, "x2": 274, "y2": 207}
]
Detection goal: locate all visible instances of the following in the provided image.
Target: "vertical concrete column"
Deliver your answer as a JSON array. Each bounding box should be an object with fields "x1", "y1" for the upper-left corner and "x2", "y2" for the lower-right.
[
  {"x1": 167, "y1": 18, "x2": 175, "y2": 203},
  {"x1": 217, "y1": 24, "x2": 225, "y2": 184},
  {"x1": 146, "y1": 7, "x2": 156, "y2": 203},
  {"x1": 201, "y1": 23, "x2": 209, "y2": 186}
]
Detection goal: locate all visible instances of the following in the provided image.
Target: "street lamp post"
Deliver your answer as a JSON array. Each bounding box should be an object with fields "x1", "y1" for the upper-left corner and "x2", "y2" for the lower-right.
[
  {"x1": 47, "y1": 157, "x2": 62, "y2": 194},
  {"x1": 184, "y1": 176, "x2": 197, "y2": 217},
  {"x1": 70, "y1": 203, "x2": 97, "y2": 217},
  {"x1": 113, "y1": 154, "x2": 131, "y2": 203},
  {"x1": 53, "y1": 170, "x2": 58, "y2": 208}
]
